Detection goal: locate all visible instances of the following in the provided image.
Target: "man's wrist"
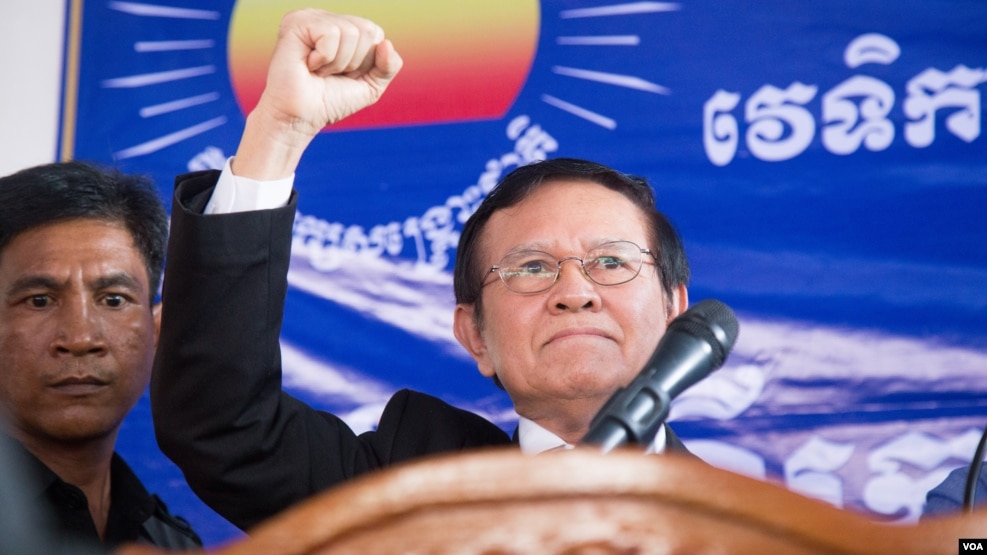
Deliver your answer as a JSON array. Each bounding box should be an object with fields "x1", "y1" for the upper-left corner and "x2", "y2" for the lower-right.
[{"x1": 230, "y1": 107, "x2": 315, "y2": 181}]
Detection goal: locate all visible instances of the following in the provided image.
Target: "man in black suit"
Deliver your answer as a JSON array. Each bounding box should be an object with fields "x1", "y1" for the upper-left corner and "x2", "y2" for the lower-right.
[{"x1": 152, "y1": 9, "x2": 693, "y2": 532}]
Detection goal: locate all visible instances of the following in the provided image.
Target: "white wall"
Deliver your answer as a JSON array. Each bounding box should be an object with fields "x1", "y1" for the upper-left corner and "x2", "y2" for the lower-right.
[{"x1": 0, "y1": 0, "x2": 66, "y2": 176}]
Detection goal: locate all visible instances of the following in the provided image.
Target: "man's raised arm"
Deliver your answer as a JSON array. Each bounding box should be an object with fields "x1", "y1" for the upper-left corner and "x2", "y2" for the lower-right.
[{"x1": 151, "y1": 10, "x2": 403, "y2": 531}]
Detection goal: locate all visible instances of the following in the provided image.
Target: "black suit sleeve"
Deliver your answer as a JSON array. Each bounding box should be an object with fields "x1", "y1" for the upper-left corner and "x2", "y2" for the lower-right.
[
  {"x1": 152, "y1": 170, "x2": 351, "y2": 531},
  {"x1": 151, "y1": 171, "x2": 509, "y2": 532}
]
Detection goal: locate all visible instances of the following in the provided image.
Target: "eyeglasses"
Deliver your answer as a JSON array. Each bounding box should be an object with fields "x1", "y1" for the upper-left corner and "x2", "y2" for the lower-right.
[{"x1": 487, "y1": 240, "x2": 655, "y2": 294}]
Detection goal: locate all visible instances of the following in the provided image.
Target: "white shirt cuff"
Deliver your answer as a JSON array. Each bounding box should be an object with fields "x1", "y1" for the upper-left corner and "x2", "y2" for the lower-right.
[{"x1": 204, "y1": 157, "x2": 294, "y2": 214}]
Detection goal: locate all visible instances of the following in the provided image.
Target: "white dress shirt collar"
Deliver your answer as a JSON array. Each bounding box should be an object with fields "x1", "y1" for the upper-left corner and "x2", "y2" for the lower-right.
[{"x1": 517, "y1": 416, "x2": 667, "y2": 454}]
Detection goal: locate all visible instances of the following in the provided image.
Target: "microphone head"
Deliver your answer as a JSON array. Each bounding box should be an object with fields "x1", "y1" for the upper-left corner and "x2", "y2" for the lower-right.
[{"x1": 669, "y1": 299, "x2": 739, "y2": 368}]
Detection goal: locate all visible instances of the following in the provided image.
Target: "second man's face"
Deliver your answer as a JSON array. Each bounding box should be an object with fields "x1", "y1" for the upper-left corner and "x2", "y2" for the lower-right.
[
  {"x1": 0, "y1": 219, "x2": 158, "y2": 450},
  {"x1": 455, "y1": 180, "x2": 685, "y2": 432}
]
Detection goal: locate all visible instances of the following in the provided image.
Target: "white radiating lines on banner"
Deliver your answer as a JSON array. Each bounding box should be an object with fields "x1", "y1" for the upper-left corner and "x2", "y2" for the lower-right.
[
  {"x1": 541, "y1": 96, "x2": 618, "y2": 130},
  {"x1": 140, "y1": 93, "x2": 221, "y2": 118},
  {"x1": 553, "y1": 66, "x2": 670, "y2": 94},
  {"x1": 559, "y1": 2, "x2": 681, "y2": 18},
  {"x1": 111, "y1": 118, "x2": 227, "y2": 160},
  {"x1": 107, "y1": 1, "x2": 220, "y2": 20},
  {"x1": 102, "y1": 66, "x2": 216, "y2": 88},
  {"x1": 545, "y1": 2, "x2": 679, "y2": 129},
  {"x1": 135, "y1": 39, "x2": 215, "y2": 52},
  {"x1": 556, "y1": 36, "x2": 640, "y2": 46},
  {"x1": 102, "y1": 2, "x2": 225, "y2": 160}
]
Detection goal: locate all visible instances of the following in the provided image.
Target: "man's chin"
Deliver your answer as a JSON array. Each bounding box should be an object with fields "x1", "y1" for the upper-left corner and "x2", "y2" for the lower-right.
[{"x1": 40, "y1": 416, "x2": 121, "y2": 445}]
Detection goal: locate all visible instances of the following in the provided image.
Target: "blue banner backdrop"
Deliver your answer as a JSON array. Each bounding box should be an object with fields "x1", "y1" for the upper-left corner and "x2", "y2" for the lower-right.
[{"x1": 62, "y1": 0, "x2": 987, "y2": 547}]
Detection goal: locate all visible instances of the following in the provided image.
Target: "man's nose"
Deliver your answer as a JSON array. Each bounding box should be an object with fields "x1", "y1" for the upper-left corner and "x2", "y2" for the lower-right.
[
  {"x1": 549, "y1": 258, "x2": 601, "y2": 311},
  {"x1": 51, "y1": 301, "x2": 107, "y2": 356}
]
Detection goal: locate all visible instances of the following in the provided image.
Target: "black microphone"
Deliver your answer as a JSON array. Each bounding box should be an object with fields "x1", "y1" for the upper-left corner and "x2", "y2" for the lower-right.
[
  {"x1": 963, "y1": 421, "x2": 987, "y2": 513},
  {"x1": 580, "y1": 298, "x2": 740, "y2": 453}
]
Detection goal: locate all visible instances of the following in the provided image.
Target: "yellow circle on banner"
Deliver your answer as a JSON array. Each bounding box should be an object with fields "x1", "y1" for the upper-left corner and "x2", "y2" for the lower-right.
[{"x1": 228, "y1": 1, "x2": 540, "y2": 130}]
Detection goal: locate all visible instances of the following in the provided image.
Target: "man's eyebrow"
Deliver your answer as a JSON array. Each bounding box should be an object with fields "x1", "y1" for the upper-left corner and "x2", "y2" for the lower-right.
[
  {"x1": 6, "y1": 275, "x2": 64, "y2": 297},
  {"x1": 505, "y1": 238, "x2": 626, "y2": 255},
  {"x1": 504, "y1": 241, "x2": 559, "y2": 254},
  {"x1": 92, "y1": 272, "x2": 146, "y2": 295},
  {"x1": 5, "y1": 272, "x2": 147, "y2": 297}
]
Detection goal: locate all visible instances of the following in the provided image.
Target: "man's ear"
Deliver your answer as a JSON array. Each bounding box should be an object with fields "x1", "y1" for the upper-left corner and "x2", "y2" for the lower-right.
[
  {"x1": 453, "y1": 304, "x2": 496, "y2": 378},
  {"x1": 152, "y1": 302, "x2": 163, "y2": 347},
  {"x1": 668, "y1": 284, "x2": 689, "y2": 320}
]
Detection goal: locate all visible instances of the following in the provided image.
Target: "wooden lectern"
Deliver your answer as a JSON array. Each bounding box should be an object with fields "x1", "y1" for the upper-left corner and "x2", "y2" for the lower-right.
[{"x1": 119, "y1": 447, "x2": 986, "y2": 554}]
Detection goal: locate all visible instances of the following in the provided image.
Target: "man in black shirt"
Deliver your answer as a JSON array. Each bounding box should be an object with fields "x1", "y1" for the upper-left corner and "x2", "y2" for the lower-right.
[{"x1": 0, "y1": 162, "x2": 200, "y2": 551}]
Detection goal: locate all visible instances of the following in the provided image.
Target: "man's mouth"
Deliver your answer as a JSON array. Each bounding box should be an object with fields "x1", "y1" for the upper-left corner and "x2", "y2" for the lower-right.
[
  {"x1": 50, "y1": 375, "x2": 109, "y2": 394},
  {"x1": 548, "y1": 328, "x2": 611, "y2": 344}
]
